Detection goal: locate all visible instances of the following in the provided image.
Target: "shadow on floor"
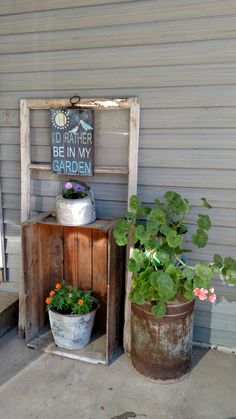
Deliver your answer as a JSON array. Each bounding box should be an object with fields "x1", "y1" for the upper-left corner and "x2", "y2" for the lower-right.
[{"x1": 0, "y1": 327, "x2": 41, "y2": 387}]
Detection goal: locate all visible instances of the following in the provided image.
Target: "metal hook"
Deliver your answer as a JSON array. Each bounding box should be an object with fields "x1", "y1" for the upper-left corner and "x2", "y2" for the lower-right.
[{"x1": 70, "y1": 95, "x2": 81, "y2": 107}]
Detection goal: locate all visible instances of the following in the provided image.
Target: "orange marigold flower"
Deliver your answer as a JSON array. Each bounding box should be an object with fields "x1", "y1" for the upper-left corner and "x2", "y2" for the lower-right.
[
  {"x1": 78, "y1": 299, "x2": 84, "y2": 305},
  {"x1": 45, "y1": 297, "x2": 52, "y2": 304},
  {"x1": 55, "y1": 283, "x2": 62, "y2": 289},
  {"x1": 50, "y1": 290, "x2": 56, "y2": 296}
]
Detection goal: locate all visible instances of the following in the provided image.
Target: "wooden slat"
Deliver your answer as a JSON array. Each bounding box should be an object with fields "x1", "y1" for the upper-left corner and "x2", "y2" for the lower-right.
[
  {"x1": 2, "y1": 16, "x2": 236, "y2": 54},
  {"x1": 5, "y1": 85, "x2": 236, "y2": 109},
  {"x1": 3, "y1": 39, "x2": 236, "y2": 74},
  {"x1": 1, "y1": 1, "x2": 236, "y2": 36},
  {"x1": 25, "y1": 98, "x2": 131, "y2": 110},
  {"x1": 76, "y1": 228, "x2": 93, "y2": 290},
  {"x1": 29, "y1": 163, "x2": 129, "y2": 174},
  {"x1": 63, "y1": 227, "x2": 78, "y2": 288},
  {"x1": 138, "y1": 167, "x2": 236, "y2": 189},
  {"x1": 7, "y1": 106, "x2": 236, "y2": 129},
  {"x1": 92, "y1": 229, "x2": 108, "y2": 331},
  {"x1": 139, "y1": 149, "x2": 236, "y2": 170},
  {"x1": 106, "y1": 227, "x2": 125, "y2": 362},
  {"x1": 2, "y1": 64, "x2": 236, "y2": 92},
  {"x1": 30, "y1": 145, "x2": 236, "y2": 170},
  {"x1": 20, "y1": 100, "x2": 30, "y2": 222},
  {"x1": 0, "y1": 0, "x2": 136, "y2": 15},
  {"x1": 124, "y1": 97, "x2": 140, "y2": 354},
  {"x1": 21, "y1": 222, "x2": 40, "y2": 341}
]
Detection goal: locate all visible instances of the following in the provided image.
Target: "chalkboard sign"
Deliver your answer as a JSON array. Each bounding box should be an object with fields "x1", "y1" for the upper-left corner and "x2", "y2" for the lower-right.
[{"x1": 50, "y1": 108, "x2": 94, "y2": 176}]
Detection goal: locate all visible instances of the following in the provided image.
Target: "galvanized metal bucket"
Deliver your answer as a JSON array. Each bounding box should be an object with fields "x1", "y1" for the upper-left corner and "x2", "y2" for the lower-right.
[
  {"x1": 131, "y1": 296, "x2": 195, "y2": 382},
  {"x1": 49, "y1": 307, "x2": 97, "y2": 350},
  {"x1": 56, "y1": 180, "x2": 96, "y2": 226}
]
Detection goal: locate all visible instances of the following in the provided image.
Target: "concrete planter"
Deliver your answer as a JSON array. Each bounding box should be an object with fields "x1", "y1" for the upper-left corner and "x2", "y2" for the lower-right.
[
  {"x1": 48, "y1": 307, "x2": 97, "y2": 350},
  {"x1": 131, "y1": 296, "x2": 195, "y2": 382}
]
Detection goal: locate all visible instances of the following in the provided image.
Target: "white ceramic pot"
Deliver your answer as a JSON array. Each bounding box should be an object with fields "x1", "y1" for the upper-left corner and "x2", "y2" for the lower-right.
[
  {"x1": 48, "y1": 307, "x2": 97, "y2": 350},
  {"x1": 56, "y1": 195, "x2": 96, "y2": 226}
]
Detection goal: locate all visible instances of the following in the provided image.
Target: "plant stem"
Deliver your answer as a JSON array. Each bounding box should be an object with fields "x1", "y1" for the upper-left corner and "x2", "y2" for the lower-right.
[{"x1": 176, "y1": 256, "x2": 195, "y2": 270}]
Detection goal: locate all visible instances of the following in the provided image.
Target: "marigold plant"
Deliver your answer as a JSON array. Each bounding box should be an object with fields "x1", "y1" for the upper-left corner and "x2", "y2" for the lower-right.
[{"x1": 45, "y1": 282, "x2": 95, "y2": 315}]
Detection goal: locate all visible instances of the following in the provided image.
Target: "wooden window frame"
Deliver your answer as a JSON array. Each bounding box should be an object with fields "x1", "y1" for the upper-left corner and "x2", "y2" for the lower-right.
[{"x1": 20, "y1": 97, "x2": 140, "y2": 353}]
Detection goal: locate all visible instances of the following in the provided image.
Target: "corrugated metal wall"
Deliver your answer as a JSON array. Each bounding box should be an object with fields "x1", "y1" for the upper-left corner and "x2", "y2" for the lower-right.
[{"x1": 0, "y1": 0, "x2": 236, "y2": 348}]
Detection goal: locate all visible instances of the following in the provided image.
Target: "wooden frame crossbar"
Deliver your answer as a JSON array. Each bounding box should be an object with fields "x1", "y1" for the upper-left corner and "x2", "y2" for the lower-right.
[{"x1": 20, "y1": 97, "x2": 140, "y2": 353}]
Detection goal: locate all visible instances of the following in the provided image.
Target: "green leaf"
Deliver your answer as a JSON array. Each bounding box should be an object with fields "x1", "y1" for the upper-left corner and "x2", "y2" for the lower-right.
[
  {"x1": 128, "y1": 249, "x2": 148, "y2": 273},
  {"x1": 195, "y1": 262, "x2": 213, "y2": 282},
  {"x1": 166, "y1": 264, "x2": 182, "y2": 280},
  {"x1": 191, "y1": 229, "x2": 208, "y2": 248},
  {"x1": 159, "y1": 224, "x2": 171, "y2": 237},
  {"x1": 129, "y1": 288, "x2": 145, "y2": 305},
  {"x1": 197, "y1": 214, "x2": 212, "y2": 231},
  {"x1": 146, "y1": 219, "x2": 159, "y2": 236},
  {"x1": 166, "y1": 230, "x2": 183, "y2": 248},
  {"x1": 134, "y1": 224, "x2": 151, "y2": 245},
  {"x1": 227, "y1": 272, "x2": 236, "y2": 285},
  {"x1": 113, "y1": 219, "x2": 131, "y2": 246},
  {"x1": 151, "y1": 302, "x2": 166, "y2": 317},
  {"x1": 224, "y1": 256, "x2": 236, "y2": 271},
  {"x1": 164, "y1": 191, "x2": 188, "y2": 215},
  {"x1": 154, "y1": 250, "x2": 170, "y2": 267},
  {"x1": 129, "y1": 195, "x2": 141, "y2": 211},
  {"x1": 182, "y1": 268, "x2": 194, "y2": 281},
  {"x1": 177, "y1": 224, "x2": 188, "y2": 235},
  {"x1": 201, "y1": 197, "x2": 212, "y2": 209},
  {"x1": 213, "y1": 254, "x2": 223, "y2": 268},
  {"x1": 150, "y1": 271, "x2": 176, "y2": 300}
]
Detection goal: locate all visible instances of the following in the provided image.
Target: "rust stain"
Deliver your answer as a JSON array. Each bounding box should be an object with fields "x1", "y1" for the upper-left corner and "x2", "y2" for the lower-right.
[{"x1": 131, "y1": 300, "x2": 194, "y2": 381}]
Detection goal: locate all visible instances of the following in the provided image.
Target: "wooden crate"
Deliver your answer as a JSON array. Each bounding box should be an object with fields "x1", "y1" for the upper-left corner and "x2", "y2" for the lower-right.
[{"x1": 21, "y1": 213, "x2": 125, "y2": 364}]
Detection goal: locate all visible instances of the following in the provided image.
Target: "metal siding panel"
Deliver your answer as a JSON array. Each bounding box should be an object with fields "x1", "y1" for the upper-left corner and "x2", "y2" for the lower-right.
[{"x1": 2, "y1": 17, "x2": 236, "y2": 54}]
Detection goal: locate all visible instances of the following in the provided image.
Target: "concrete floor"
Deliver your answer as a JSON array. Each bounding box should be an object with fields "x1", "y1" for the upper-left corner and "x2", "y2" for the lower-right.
[{"x1": 0, "y1": 328, "x2": 236, "y2": 419}]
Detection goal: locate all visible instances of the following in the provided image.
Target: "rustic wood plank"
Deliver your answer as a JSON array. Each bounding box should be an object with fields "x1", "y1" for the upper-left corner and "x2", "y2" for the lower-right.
[
  {"x1": 106, "y1": 227, "x2": 125, "y2": 362},
  {"x1": 20, "y1": 100, "x2": 30, "y2": 222},
  {"x1": 38, "y1": 223, "x2": 63, "y2": 327},
  {"x1": 19, "y1": 99, "x2": 31, "y2": 335},
  {"x1": 25, "y1": 98, "x2": 130, "y2": 110},
  {"x1": 123, "y1": 97, "x2": 140, "y2": 354},
  {"x1": 76, "y1": 228, "x2": 93, "y2": 290},
  {"x1": 29, "y1": 163, "x2": 129, "y2": 174},
  {"x1": 63, "y1": 227, "x2": 78, "y2": 288},
  {"x1": 21, "y1": 222, "x2": 40, "y2": 341},
  {"x1": 92, "y1": 229, "x2": 108, "y2": 331}
]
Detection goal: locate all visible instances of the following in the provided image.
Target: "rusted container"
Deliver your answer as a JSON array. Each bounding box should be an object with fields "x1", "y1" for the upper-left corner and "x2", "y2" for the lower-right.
[{"x1": 131, "y1": 296, "x2": 195, "y2": 382}]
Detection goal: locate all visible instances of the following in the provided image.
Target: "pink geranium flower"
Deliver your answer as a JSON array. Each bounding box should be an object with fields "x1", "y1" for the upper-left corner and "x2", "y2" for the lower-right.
[{"x1": 208, "y1": 294, "x2": 216, "y2": 303}]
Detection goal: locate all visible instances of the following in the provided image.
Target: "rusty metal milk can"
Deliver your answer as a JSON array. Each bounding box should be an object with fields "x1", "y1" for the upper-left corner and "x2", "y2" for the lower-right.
[{"x1": 131, "y1": 295, "x2": 195, "y2": 382}]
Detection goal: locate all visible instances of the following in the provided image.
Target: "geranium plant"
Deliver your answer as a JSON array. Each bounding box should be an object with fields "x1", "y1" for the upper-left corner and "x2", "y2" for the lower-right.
[
  {"x1": 113, "y1": 191, "x2": 236, "y2": 317},
  {"x1": 45, "y1": 282, "x2": 95, "y2": 315},
  {"x1": 62, "y1": 181, "x2": 87, "y2": 199}
]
